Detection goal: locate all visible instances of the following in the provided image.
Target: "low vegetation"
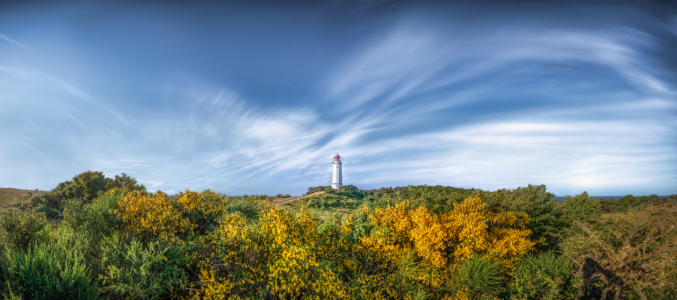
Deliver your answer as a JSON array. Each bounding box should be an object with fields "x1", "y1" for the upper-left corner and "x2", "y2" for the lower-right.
[
  {"x1": 0, "y1": 172, "x2": 675, "y2": 299},
  {"x1": 0, "y1": 188, "x2": 46, "y2": 213}
]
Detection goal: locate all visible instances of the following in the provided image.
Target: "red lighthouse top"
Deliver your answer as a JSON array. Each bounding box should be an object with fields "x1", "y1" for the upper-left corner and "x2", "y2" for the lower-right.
[{"x1": 334, "y1": 153, "x2": 340, "y2": 158}]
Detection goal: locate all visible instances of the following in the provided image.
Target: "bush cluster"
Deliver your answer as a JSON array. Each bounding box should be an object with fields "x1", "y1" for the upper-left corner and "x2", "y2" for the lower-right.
[{"x1": 0, "y1": 172, "x2": 674, "y2": 299}]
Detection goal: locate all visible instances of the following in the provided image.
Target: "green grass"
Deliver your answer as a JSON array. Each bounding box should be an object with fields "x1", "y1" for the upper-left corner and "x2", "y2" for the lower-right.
[{"x1": 286, "y1": 192, "x2": 362, "y2": 220}]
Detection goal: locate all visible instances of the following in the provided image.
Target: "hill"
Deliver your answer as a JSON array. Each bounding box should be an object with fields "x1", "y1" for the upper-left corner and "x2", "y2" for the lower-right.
[{"x1": 0, "y1": 188, "x2": 46, "y2": 211}]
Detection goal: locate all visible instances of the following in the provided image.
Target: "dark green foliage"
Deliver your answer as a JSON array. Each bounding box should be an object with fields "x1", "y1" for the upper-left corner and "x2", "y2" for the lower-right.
[
  {"x1": 324, "y1": 187, "x2": 335, "y2": 194},
  {"x1": 599, "y1": 198, "x2": 617, "y2": 213},
  {"x1": 51, "y1": 226, "x2": 103, "y2": 279},
  {"x1": 103, "y1": 173, "x2": 146, "y2": 192},
  {"x1": 40, "y1": 171, "x2": 107, "y2": 208},
  {"x1": 98, "y1": 234, "x2": 188, "y2": 299},
  {"x1": 61, "y1": 195, "x2": 122, "y2": 239},
  {"x1": 306, "y1": 186, "x2": 330, "y2": 195},
  {"x1": 617, "y1": 195, "x2": 642, "y2": 212},
  {"x1": 350, "y1": 208, "x2": 371, "y2": 241},
  {"x1": 364, "y1": 185, "x2": 476, "y2": 214},
  {"x1": 0, "y1": 209, "x2": 51, "y2": 252},
  {"x1": 57, "y1": 196, "x2": 124, "y2": 281},
  {"x1": 509, "y1": 252, "x2": 579, "y2": 300},
  {"x1": 484, "y1": 185, "x2": 564, "y2": 249},
  {"x1": 562, "y1": 192, "x2": 602, "y2": 225},
  {"x1": 591, "y1": 194, "x2": 673, "y2": 214},
  {"x1": 31, "y1": 171, "x2": 145, "y2": 213},
  {"x1": 274, "y1": 193, "x2": 291, "y2": 198},
  {"x1": 455, "y1": 255, "x2": 504, "y2": 299},
  {"x1": 299, "y1": 192, "x2": 362, "y2": 210},
  {"x1": 0, "y1": 245, "x2": 100, "y2": 300},
  {"x1": 337, "y1": 184, "x2": 364, "y2": 199}
]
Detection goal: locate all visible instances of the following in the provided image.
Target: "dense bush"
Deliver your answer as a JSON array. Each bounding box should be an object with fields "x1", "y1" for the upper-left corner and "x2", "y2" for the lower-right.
[
  {"x1": 186, "y1": 194, "x2": 539, "y2": 299},
  {"x1": 61, "y1": 193, "x2": 122, "y2": 240},
  {"x1": 561, "y1": 206, "x2": 677, "y2": 300},
  {"x1": 454, "y1": 255, "x2": 504, "y2": 299},
  {"x1": 98, "y1": 234, "x2": 188, "y2": 299},
  {"x1": 360, "y1": 185, "x2": 567, "y2": 250},
  {"x1": 509, "y1": 252, "x2": 579, "y2": 300},
  {"x1": 338, "y1": 185, "x2": 363, "y2": 199},
  {"x1": 30, "y1": 171, "x2": 145, "y2": 213},
  {"x1": 112, "y1": 190, "x2": 193, "y2": 243},
  {"x1": 295, "y1": 192, "x2": 362, "y2": 210},
  {"x1": 484, "y1": 185, "x2": 564, "y2": 249},
  {"x1": 0, "y1": 244, "x2": 100, "y2": 300},
  {"x1": 0, "y1": 209, "x2": 51, "y2": 252},
  {"x1": 2, "y1": 171, "x2": 674, "y2": 299},
  {"x1": 363, "y1": 185, "x2": 475, "y2": 215},
  {"x1": 561, "y1": 192, "x2": 602, "y2": 226},
  {"x1": 306, "y1": 185, "x2": 331, "y2": 195}
]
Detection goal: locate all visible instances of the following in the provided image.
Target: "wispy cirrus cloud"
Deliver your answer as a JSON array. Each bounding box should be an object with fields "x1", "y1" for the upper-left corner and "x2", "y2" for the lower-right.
[
  {"x1": 0, "y1": 33, "x2": 32, "y2": 51},
  {"x1": 0, "y1": 1, "x2": 674, "y2": 196}
]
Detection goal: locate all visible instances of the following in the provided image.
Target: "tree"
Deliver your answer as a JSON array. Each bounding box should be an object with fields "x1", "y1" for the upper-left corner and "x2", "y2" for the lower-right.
[
  {"x1": 561, "y1": 192, "x2": 601, "y2": 226},
  {"x1": 31, "y1": 171, "x2": 145, "y2": 212},
  {"x1": 484, "y1": 184, "x2": 562, "y2": 249},
  {"x1": 104, "y1": 173, "x2": 146, "y2": 192}
]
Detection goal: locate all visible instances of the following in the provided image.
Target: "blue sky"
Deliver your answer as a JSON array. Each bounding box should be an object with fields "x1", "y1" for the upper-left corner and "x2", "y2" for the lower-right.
[{"x1": 1, "y1": 0, "x2": 676, "y2": 196}]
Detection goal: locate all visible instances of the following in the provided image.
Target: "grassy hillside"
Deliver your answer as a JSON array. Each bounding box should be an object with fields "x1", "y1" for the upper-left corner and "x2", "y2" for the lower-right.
[
  {"x1": 0, "y1": 188, "x2": 46, "y2": 212},
  {"x1": 286, "y1": 191, "x2": 362, "y2": 219}
]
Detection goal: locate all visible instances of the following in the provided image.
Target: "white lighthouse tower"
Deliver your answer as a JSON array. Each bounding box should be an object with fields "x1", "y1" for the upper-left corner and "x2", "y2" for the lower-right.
[{"x1": 332, "y1": 153, "x2": 342, "y2": 190}]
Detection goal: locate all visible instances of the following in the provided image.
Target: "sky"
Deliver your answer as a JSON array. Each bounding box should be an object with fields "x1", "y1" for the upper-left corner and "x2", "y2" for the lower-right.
[{"x1": 0, "y1": 0, "x2": 676, "y2": 196}]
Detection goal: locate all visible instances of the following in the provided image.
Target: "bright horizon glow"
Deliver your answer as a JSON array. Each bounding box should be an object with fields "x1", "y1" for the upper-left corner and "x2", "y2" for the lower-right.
[{"x1": 0, "y1": 1, "x2": 675, "y2": 197}]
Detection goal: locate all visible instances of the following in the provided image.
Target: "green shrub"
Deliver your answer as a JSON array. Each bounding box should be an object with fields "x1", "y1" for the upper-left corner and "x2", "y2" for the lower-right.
[
  {"x1": 103, "y1": 173, "x2": 146, "y2": 192},
  {"x1": 223, "y1": 195, "x2": 267, "y2": 221},
  {"x1": 61, "y1": 194, "x2": 122, "y2": 239},
  {"x1": 306, "y1": 185, "x2": 330, "y2": 195},
  {"x1": 484, "y1": 185, "x2": 563, "y2": 249},
  {"x1": 0, "y1": 245, "x2": 100, "y2": 300},
  {"x1": 30, "y1": 171, "x2": 145, "y2": 212},
  {"x1": 98, "y1": 234, "x2": 188, "y2": 299},
  {"x1": 455, "y1": 255, "x2": 504, "y2": 299},
  {"x1": 34, "y1": 205, "x2": 60, "y2": 220},
  {"x1": 338, "y1": 185, "x2": 363, "y2": 198},
  {"x1": 365, "y1": 185, "x2": 475, "y2": 215},
  {"x1": 509, "y1": 252, "x2": 579, "y2": 300},
  {"x1": 300, "y1": 193, "x2": 361, "y2": 210},
  {"x1": 51, "y1": 225, "x2": 104, "y2": 277},
  {"x1": 562, "y1": 192, "x2": 601, "y2": 226},
  {"x1": 0, "y1": 209, "x2": 51, "y2": 251}
]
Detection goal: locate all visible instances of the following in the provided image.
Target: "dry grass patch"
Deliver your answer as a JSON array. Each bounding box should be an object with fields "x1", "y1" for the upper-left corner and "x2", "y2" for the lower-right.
[
  {"x1": 0, "y1": 188, "x2": 46, "y2": 211},
  {"x1": 272, "y1": 191, "x2": 323, "y2": 204}
]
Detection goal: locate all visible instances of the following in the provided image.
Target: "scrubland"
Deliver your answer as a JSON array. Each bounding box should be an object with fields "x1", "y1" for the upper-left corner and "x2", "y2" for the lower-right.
[{"x1": 0, "y1": 172, "x2": 675, "y2": 299}]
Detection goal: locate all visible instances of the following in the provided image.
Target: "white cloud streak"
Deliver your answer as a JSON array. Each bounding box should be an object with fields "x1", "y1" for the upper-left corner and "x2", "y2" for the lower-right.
[
  {"x1": 1, "y1": 10, "x2": 675, "y2": 196},
  {"x1": 0, "y1": 33, "x2": 31, "y2": 51}
]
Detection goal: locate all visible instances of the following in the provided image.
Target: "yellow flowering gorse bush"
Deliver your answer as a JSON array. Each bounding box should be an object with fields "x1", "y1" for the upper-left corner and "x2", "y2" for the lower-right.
[
  {"x1": 186, "y1": 194, "x2": 537, "y2": 299},
  {"x1": 360, "y1": 194, "x2": 536, "y2": 270},
  {"x1": 112, "y1": 190, "x2": 193, "y2": 243}
]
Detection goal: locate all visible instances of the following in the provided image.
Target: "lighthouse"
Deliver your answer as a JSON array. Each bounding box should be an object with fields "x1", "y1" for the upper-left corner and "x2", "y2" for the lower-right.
[{"x1": 332, "y1": 153, "x2": 342, "y2": 190}]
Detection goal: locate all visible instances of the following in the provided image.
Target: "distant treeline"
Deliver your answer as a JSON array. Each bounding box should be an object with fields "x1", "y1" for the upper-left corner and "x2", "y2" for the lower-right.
[{"x1": 306, "y1": 184, "x2": 676, "y2": 215}]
